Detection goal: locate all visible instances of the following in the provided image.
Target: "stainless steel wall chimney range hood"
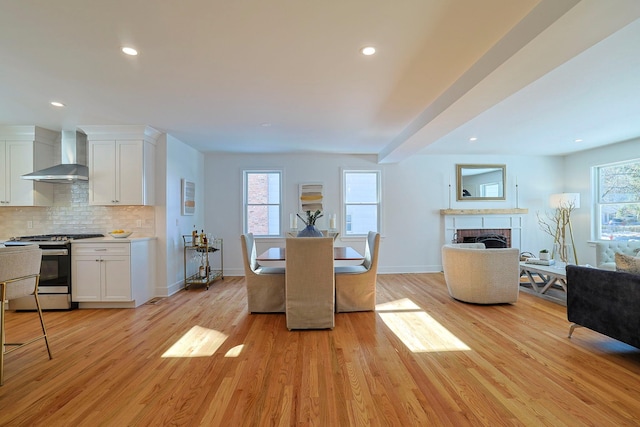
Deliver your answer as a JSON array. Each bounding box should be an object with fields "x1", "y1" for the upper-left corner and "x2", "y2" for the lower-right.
[{"x1": 22, "y1": 130, "x2": 88, "y2": 183}]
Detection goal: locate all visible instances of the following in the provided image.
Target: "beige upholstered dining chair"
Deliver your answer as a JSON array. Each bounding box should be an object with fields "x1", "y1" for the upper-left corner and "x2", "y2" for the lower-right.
[
  {"x1": 334, "y1": 231, "x2": 380, "y2": 312},
  {"x1": 1, "y1": 244, "x2": 52, "y2": 386},
  {"x1": 441, "y1": 243, "x2": 520, "y2": 304},
  {"x1": 285, "y1": 237, "x2": 335, "y2": 330},
  {"x1": 240, "y1": 234, "x2": 286, "y2": 313}
]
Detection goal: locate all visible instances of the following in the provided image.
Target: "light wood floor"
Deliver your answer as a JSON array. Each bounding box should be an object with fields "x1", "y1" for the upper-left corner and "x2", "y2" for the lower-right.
[{"x1": 1, "y1": 274, "x2": 640, "y2": 426}]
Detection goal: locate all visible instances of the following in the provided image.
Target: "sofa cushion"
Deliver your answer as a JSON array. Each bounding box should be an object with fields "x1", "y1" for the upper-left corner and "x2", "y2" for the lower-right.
[
  {"x1": 595, "y1": 240, "x2": 640, "y2": 270},
  {"x1": 615, "y1": 253, "x2": 640, "y2": 275}
]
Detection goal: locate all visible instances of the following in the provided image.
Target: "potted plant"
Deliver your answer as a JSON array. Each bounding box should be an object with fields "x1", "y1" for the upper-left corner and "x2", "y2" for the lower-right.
[{"x1": 539, "y1": 249, "x2": 550, "y2": 261}]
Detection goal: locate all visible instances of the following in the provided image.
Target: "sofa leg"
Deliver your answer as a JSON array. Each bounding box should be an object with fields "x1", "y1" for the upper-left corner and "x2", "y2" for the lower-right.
[{"x1": 568, "y1": 323, "x2": 582, "y2": 338}]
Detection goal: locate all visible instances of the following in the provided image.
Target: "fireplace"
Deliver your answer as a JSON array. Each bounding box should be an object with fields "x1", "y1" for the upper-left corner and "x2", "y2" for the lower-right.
[
  {"x1": 455, "y1": 229, "x2": 511, "y2": 248},
  {"x1": 441, "y1": 209, "x2": 526, "y2": 251}
]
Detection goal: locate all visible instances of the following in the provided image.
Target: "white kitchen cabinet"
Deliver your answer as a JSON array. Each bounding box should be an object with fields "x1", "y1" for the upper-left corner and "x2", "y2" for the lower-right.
[
  {"x1": 81, "y1": 125, "x2": 160, "y2": 206},
  {"x1": 88, "y1": 139, "x2": 156, "y2": 205},
  {"x1": 0, "y1": 126, "x2": 56, "y2": 206},
  {"x1": 72, "y1": 238, "x2": 156, "y2": 308}
]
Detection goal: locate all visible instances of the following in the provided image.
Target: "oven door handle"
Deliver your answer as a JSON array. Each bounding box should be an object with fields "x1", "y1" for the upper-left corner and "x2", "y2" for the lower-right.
[{"x1": 42, "y1": 249, "x2": 69, "y2": 256}]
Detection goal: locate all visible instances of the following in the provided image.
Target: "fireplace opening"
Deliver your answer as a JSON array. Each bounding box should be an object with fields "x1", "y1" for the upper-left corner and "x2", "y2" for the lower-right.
[
  {"x1": 475, "y1": 233, "x2": 508, "y2": 248},
  {"x1": 455, "y1": 229, "x2": 511, "y2": 248}
]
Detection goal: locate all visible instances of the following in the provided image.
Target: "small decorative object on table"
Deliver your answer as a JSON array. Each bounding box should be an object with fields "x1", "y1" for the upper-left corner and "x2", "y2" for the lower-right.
[
  {"x1": 109, "y1": 230, "x2": 132, "y2": 238},
  {"x1": 296, "y1": 210, "x2": 324, "y2": 237},
  {"x1": 520, "y1": 251, "x2": 534, "y2": 261},
  {"x1": 539, "y1": 249, "x2": 550, "y2": 261}
]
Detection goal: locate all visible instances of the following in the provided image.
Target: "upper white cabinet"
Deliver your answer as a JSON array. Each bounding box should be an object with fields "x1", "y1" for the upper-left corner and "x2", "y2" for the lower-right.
[
  {"x1": 0, "y1": 126, "x2": 56, "y2": 206},
  {"x1": 81, "y1": 125, "x2": 160, "y2": 206}
]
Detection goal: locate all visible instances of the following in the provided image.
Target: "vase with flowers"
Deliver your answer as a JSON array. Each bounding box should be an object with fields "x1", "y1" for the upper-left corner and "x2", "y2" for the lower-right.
[{"x1": 296, "y1": 210, "x2": 324, "y2": 237}]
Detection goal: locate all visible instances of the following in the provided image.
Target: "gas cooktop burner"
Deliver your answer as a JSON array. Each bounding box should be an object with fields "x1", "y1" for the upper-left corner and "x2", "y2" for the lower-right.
[{"x1": 9, "y1": 233, "x2": 104, "y2": 242}]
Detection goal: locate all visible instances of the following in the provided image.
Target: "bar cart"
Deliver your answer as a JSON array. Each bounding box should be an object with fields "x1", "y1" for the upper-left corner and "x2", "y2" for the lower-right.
[{"x1": 182, "y1": 235, "x2": 223, "y2": 290}]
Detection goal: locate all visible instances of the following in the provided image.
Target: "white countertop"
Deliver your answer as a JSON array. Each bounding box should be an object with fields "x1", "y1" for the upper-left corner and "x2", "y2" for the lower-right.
[
  {"x1": 72, "y1": 236, "x2": 157, "y2": 243},
  {"x1": 1, "y1": 236, "x2": 156, "y2": 244}
]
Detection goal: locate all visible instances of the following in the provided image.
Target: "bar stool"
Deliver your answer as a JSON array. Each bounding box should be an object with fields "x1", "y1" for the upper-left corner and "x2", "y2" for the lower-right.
[{"x1": 0, "y1": 245, "x2": 52, "y2": 386}]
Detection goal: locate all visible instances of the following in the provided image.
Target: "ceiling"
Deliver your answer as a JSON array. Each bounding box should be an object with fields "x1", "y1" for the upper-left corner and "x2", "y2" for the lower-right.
[{"x1": 1, "y1": 0, "x2": 639, "y2": 163}]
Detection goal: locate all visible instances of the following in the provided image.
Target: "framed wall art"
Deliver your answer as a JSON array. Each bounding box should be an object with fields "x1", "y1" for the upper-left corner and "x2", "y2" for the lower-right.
[
  {"x1": 299, "y1": 183, "x2": 323, "y2": 212},
  {"x1": 182, "y1": 179, "x2": 195, "y2": 215}
]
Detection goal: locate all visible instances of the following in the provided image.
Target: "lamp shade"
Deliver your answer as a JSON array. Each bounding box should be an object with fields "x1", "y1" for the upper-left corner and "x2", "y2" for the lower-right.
[{"x1": 549, "y1": 193, "x2": 580, "y2": 209}]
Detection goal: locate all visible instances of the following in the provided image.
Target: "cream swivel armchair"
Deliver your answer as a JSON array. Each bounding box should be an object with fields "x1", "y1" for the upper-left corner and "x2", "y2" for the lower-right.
[
  {"x1": 240, "y1": 234, "x2": 286, "y2": 313},
  {"x1": 285, "y1": 237, "x2": 335, "y2": 330},
  {"x1": 441, "y1": 243, "x2": 520, "y2": 304},
  {"x1": 1, "y1": 244, "x2": 52, "y2": 385},
  {"x1": 334, "y1": 231, "x2": 380, "y2": 312}
]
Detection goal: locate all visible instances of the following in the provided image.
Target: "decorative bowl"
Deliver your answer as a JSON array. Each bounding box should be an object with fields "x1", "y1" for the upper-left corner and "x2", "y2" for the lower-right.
[{"x1": 109, "y1": 231, "x2": 132, "y2": 238}]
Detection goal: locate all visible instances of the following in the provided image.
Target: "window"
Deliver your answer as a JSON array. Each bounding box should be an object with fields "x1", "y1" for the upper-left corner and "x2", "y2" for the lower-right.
[
  {"x1": 595, "y1": 159, "x2": 640, "y2": 240},
  {"x1": 243, "y1": 170, "x2": 282, "y2": 236},
  {"x1": 343, "y1": 170, "x2": 381, "y2": 235}
]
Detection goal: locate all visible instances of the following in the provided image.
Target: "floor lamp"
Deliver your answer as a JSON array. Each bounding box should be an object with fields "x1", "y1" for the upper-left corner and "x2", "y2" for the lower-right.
[{"x1": 549, "y1": 193, "x2": 580, "y2": 264}]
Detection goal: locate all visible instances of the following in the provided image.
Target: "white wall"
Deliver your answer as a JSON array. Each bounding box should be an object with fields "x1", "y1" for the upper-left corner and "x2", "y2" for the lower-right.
[
  {"x1": 155, "y1": 134, "x2": 205, "y2": 296},
  {"x1": 563, "y1": 137, "x2": 640, "y2": 266},
  {"x1": 204, "y1": 152, "x2": 563, "y2": 275}
]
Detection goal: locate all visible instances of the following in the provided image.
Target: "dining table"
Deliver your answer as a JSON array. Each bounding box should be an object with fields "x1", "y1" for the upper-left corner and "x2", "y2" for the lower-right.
[{"x1": 257, "y1": 246, "x2": 363, "y2": 262}]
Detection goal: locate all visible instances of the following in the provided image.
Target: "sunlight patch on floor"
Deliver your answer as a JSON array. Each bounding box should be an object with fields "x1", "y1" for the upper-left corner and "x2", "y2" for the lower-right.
[
  {"x1": 377, "y1": 299, "x2": 470, "y2": 353},
  {"x1": 225, "y1": 344, "x2": 244, "y2": 357},
  {"x1": 162, "y1": 325, "x2": 228, "y2": 358},
  {"x1": 376, "y1": 298, "x2": 422, "y2": 311}
]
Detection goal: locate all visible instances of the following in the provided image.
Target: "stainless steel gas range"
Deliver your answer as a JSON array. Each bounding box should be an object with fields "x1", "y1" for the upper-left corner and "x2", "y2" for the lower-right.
[{"x1": 4, "y1": 234, "x2": 104, "y2": 310}]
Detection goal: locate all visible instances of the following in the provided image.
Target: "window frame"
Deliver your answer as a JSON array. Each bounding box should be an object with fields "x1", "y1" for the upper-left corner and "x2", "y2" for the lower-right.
[
  {"x1": 341, "y1": 169, "x2": 382, "y2": 237},
  {"x1": 243, "y1": 169, "x2": 283, "y2": 237},
  {"x1": 593, "y1": 158, "x2": 640, "y2": 241}
]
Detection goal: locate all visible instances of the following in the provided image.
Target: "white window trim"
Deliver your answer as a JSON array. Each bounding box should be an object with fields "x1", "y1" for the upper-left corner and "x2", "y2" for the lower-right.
[
  {"x1": 592, "y1": 158, "x2": 640, "y2": 241},
  {"x1": 243, "y1": 169, "x2": 284, "y2": 237},
  {"x1": 340, "y1": 168, "x2": 382, "y2": 238}
]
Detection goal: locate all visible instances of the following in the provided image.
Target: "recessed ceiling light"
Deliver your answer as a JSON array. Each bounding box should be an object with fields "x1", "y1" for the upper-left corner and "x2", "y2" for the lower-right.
[
  {"x1": 50, "y1": 101, "x2": 65, "y2": 107},
  {"x1": 260, "y1": 122, "x2": 272, "y2": 127},
  {"x1": 360, "y1": 46, "x2": 376, "y2": 56},
  {"x1": 469, "y1": 137, "x2": 478, "y2": 142},
  {"x1": 122, "y1": 46, "x2": 138, "y2": 56},
  {"x1": 574, "y1": 138, "x2": 583, "y2": 143}
]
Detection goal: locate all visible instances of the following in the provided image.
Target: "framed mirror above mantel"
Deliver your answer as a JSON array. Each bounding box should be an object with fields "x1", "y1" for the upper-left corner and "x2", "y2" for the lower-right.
[{"x1": 456, "y1": 164, "x2": 506, "y2": 201}]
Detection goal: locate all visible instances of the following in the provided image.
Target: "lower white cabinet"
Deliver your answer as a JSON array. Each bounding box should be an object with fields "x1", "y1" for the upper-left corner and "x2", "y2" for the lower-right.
[{"x1": 72, "y1": 239, "x2": 156, "y2": 308}]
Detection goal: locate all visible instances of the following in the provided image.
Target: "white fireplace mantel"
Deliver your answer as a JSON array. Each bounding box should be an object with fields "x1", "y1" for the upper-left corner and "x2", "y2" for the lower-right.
[
  {"x1": 442, "y1": 209, "x2": 528, "y2": 250},
  {"x1": 440, "y1": 208, "x2": 528, "y2": 215}
]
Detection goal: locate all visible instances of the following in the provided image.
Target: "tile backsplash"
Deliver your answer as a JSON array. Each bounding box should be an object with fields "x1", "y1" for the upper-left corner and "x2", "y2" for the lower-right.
[{"x1": 0, "y1": 181, "x2": 155, "y2": 238}]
